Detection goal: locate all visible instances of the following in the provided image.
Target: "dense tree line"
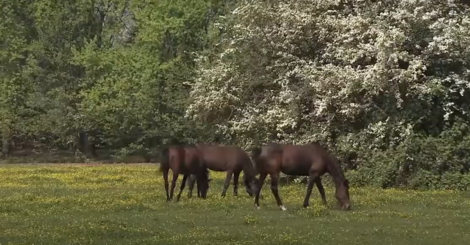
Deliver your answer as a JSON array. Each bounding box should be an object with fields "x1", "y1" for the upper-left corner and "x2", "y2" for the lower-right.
[{"x1": 1, "y1": 0, "x2": 470, "y2": 189}]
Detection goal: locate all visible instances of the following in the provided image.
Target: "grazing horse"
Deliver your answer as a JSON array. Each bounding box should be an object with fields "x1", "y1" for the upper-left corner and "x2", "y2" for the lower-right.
[
  {"x1": 188, "y1": 145, "x2": 259, "y2": 197},
  {"x1": 251, "y1": 143, "x2": 351, "y2": 211},
  {"x1": 159, "y1": 145, "x2": 211, "y2": 202}
]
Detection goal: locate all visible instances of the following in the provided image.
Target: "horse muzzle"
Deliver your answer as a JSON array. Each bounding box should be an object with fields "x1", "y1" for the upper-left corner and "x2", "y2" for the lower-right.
[{"x1": 341, "y1": 203, "x2": 351, "y2": 210}]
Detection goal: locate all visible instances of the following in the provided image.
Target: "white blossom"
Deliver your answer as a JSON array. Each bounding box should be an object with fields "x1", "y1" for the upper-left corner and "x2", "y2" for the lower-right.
[{"x1": 187, "y1": 0, "x2": 470, "y2": 148}]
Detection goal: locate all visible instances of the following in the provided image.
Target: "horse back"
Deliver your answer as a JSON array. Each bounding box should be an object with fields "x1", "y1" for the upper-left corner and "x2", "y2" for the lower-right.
[
  {"x1": 183, "y1": 146, "x2": 204, "y2": 168},
  {"x1": 254, "y1": 144, "x2": 325, "y2": 176},
  {"x1": 302, "y1": 143, "x2": 337, "y2": 173},
  {"x1": 226, "y1": 146, "x2": 251, "y2": 162},
  {"x1": 168, "y1": 146, "x2": 185, "y2": 168},
  {"x1": 252, "y1": 144, "x2": 283, "y2": 172},
  {"x1": 168, "y1": 146, "x2": 184, "y2": 156},
  {"x1": 279, "y1": 145, "x2": 320, "y2": 175},
  {"x1": 257, "y1": 144, "x2": 283, "y2": 158},
  {"x1": 196, "y1": 145, "x2": 234, "y2": 171}
]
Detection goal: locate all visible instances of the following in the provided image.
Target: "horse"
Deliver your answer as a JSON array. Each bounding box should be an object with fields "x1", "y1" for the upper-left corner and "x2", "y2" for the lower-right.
[
  {"x1": 187, "y1": 144, "x2": 259, "y2": 198},
  {"x1": 251, "y1": 143, "x2": 351, "y2": 211},
  {"x1": 159, "y1": 145, "x2": 211, "y2": 202}
]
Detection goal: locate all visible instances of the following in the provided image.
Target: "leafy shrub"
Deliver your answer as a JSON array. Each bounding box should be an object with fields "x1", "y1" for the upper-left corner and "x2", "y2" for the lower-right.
[{"x1": 340, "y1": 121, "x2": 470, "y2": 190}]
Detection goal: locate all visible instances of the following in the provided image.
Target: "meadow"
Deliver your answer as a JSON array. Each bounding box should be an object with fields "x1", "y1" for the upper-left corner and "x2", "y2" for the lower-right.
[{"x1": 0, "y1": 164, "x2": 469, "y2": 245}]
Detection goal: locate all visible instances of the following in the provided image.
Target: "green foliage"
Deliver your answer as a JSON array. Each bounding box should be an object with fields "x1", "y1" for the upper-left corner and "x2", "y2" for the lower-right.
[
  {"x1": 1, "y1": 0, "x2": 229, "y2": 159},
  {"x1": 1, "y1": 0, "x2": 470, "y2": 190},
  {"x1": 342, "y1": 120, "x2": 470, "y2": 190},
  {"x1": 186, "y1": 0, "x2": 470, "y2": 189}
]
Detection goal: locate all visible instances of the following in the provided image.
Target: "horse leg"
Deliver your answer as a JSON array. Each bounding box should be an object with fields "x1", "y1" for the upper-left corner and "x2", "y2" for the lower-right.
[
  {"x1": 254, "y1": 173, "x2": 267, "y2": 209},
  {"x1": 303, "y1": 172, "x2": 320, "y2": 208},
  {"x1": 233, "y1": 170, "x2": 241, "y2": 196},
  {"x1": 176, "y1": 174, "x2": 189, "y2": 202},
  {"x1": 187, "y1": 175, "x2": 197, "y2": 198},
  {"x1": 221, "y1": 171, "x2": 233, "y2": 197},
  {"x1": 162, "y1": 169, "x2": 170, "y2": 201},
  {"x1": 315, "y1": 177, "x2": 327, "y2": 206},
  {"x1": 196, "y1": 175, "x2": 203, "y2": 198},
  {"x1": 186, "y1": 175, "x2": 202, "y2": 198},
  {"x1": 197, "y1": 181, "x2": 201, "y2": 198},
  {"x1": 169, "y1": 171, "x2": 179, "y2": 201},
  {"x1": 270, "y1": 173, "x2": 286, "y2": 211},
  {"x1": 196, "y1": 177, "x2": 208, "y2": 199}
]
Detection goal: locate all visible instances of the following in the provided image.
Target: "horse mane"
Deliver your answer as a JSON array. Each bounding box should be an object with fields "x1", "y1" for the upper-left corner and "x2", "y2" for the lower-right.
[
  {"x1": 242, "y1": 162, "x2": 257, "y2": 183},
  {"x1": 307, "y1": 142, "x2": 347, "y2": 184},
  {"x1": 328, "y1": 154, "x2": 345, "y2": 177},
  {"x1": 251, "y1": 147, "x2": 262, "y2": 159}
]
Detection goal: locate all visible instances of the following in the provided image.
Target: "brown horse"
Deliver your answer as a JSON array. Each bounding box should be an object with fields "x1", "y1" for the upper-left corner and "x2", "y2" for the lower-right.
[
  {"x1": 159, "y1": 145, "x2": 211, "y2": 202},
  {"x1": 187, "y1": 144, "x2": 259, "y2": 198},
  {"x1": 251, "y1": 143, "x2": 351, "y2": 211}
]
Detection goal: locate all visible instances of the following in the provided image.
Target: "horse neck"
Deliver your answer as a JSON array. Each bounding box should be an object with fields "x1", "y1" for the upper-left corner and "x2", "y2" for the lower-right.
[
  {"x1": 326, "y1": 157, "x2": 345, "y2": 186},
  {"x1": 242, "y1": 159, "x2": 257, "y2": 180},
  {"x1": 199, "y1": 167, "x2": 209, "y2": 180},
  {"x1": 243, "y1": 162, "x2": 255, "y2": 178}
]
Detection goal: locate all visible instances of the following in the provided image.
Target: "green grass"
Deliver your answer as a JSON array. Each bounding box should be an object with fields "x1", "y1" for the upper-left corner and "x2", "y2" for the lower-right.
[{"x1": 0, "y1": 164, "x2": 469, "y2": 245}]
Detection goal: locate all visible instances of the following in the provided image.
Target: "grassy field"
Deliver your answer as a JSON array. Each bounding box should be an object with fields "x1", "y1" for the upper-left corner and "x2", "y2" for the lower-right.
[{"x1": 0, "y1": 164, "x2": 469, "y2": 245}]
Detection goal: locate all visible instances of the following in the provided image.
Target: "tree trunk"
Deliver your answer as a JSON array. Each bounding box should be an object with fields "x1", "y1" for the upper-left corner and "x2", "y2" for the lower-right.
[
  {"x1": 1, "y1": 136, "x2": 9, "y2": 157},
  {"x1": 79, "y1": 132, "x2": 96, "y2": 158}
]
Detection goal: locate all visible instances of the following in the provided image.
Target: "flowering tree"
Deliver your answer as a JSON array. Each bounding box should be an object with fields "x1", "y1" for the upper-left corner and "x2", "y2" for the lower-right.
[
  {"x1": 187, "y1": 0, "x2": 470, "y2": 149},
  {"x1": 186, "y1": 0, "x2": 470, "y2": 188}
]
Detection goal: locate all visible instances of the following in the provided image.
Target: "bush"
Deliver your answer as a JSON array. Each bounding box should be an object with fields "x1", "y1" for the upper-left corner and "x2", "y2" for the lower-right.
[{"x1": 341, "y1": 121, "x2": 470, "y2": 190}]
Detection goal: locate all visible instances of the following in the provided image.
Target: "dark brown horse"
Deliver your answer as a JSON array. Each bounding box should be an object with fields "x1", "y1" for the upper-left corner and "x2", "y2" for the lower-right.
[
  {"x1": 251, "y1": 143, "x2": 351, "y2": 211},
  {"x1": 187, "y1": 145, "x2": 259, "y2": 198},
  {"x1": 159, "y1": 145, "x2": 211, "y2": 202}
]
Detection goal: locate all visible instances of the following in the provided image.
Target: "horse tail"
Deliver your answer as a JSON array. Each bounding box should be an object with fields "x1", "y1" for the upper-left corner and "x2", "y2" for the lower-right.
[{"x1": 159, "y1": 146, "x2": 170, "y2": 172}]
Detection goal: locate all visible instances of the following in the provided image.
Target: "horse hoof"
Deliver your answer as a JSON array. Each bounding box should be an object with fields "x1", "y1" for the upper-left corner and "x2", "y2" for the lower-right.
[
  {"x1": 255, "y1": 205, "x2": 260, "y2": 209},
  {"x1": 279, "y1": 206, "x2": 287, "y2": 211}
]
